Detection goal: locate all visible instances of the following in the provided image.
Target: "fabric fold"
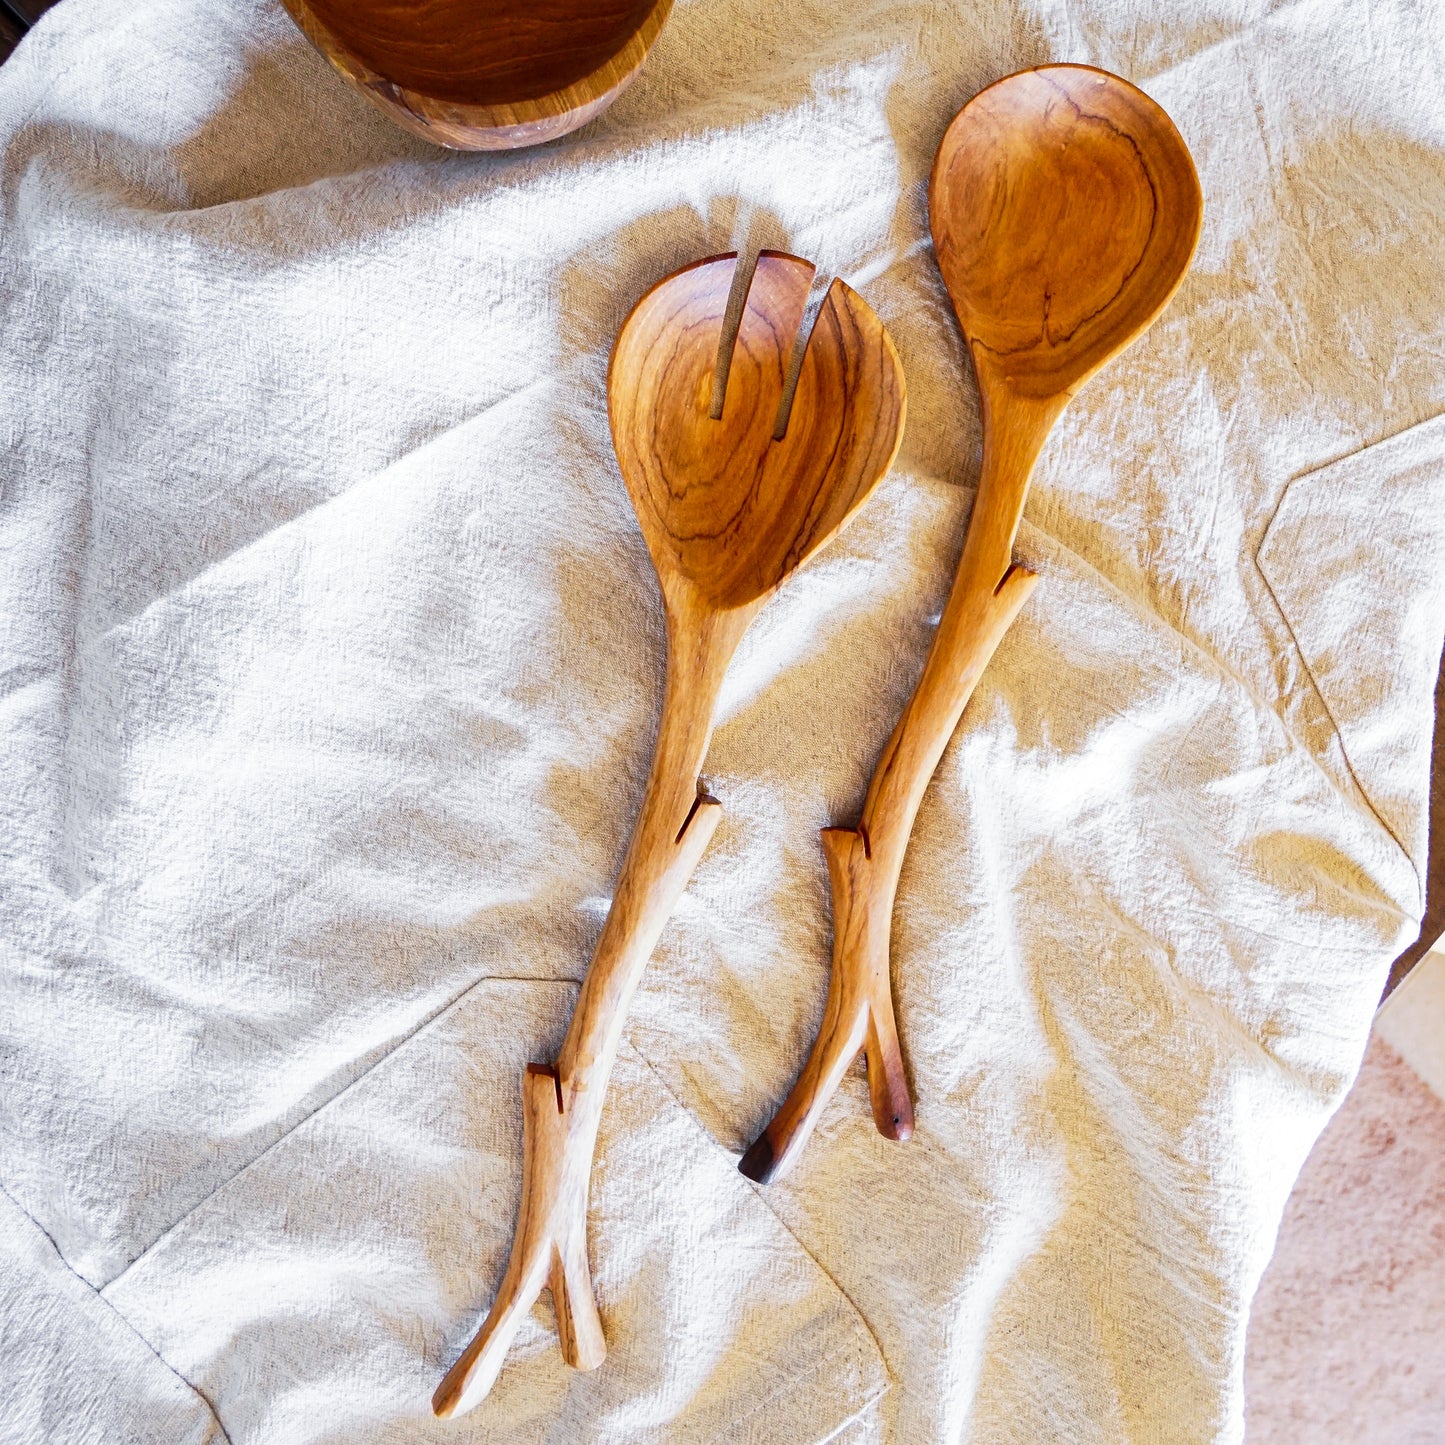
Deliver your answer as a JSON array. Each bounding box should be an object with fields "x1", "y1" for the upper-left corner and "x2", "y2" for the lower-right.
[
  {"x1": 1258, "y1": 412, "x2": 1445, "y2": 884},
  {"x1": 101, "y1": 980, "x2": 890, "y2": 1444},
  {"x1": 0, "y1": 1186, "x2": 227, "y2": 1445}
]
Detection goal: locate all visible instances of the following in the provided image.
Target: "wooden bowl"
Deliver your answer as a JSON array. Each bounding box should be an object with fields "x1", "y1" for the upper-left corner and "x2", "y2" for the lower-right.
[{"x1": 282, "y1": 0, "x2": 674, "y2": 150}]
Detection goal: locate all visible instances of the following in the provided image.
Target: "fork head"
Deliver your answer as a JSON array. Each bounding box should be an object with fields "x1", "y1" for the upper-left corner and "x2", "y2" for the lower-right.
[{"x1": 608, "y1": 251, "x2": 906, "y2": 612}]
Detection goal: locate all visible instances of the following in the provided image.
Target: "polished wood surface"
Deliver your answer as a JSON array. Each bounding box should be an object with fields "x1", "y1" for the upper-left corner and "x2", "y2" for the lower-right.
[
  {"x1": 282, "y1": 0, "x2": 672, "y2": 150},
  {"x1": 742, "y1": 66, "x2": 1203, "y2": 1185},
  {"x1": 303, "y1": 0, "x2": 658, "y2": 105},
  {"x1": 433, "y1": 251, "x2": 905, "y2": 1417}
]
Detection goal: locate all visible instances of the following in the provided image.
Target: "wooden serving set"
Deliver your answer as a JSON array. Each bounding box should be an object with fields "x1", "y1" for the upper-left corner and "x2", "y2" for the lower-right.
[{"x1": 294, "y1": 36, "x2": 1202, "y2": 1417}]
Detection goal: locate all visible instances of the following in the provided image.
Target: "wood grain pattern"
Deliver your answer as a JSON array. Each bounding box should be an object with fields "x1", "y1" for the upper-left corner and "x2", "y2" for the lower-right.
[
  {"x1": 281, "y1": 0, "x2": 672, "y2": 150},
  {"x1": 742, "y1": 66, "x2": 1203, "y2": 1185},
  {"x1": 433, "y1": 252, "x2": 905, "y2": 1418}
]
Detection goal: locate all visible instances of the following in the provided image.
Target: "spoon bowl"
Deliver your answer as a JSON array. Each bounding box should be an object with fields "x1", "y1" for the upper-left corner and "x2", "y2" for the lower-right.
[
  {"x1": 931, "y1": 64, "x2": 1203, "y2": 397},
  {"x1": 283, "y1": 0, "x2": 673, "y2": 150}
]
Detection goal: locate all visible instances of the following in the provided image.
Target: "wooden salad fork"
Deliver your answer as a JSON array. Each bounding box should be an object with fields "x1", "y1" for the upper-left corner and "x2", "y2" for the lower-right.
[
  {"x1": 741, "y1": 65, "x2": 1203, "y2": 1184},
  {"x1": 433, "y1": 251, "x2": 906, "y2": 1418}
]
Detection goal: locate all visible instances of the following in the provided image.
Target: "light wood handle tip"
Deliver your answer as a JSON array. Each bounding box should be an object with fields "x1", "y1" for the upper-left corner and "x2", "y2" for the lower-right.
[{"x1": 431, "y1": 1064, "x2": 607, "y2": 1420}]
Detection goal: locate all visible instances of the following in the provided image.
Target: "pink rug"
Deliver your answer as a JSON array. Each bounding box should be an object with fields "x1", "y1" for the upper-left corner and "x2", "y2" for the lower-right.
[{"x1": 1246, "y1": 1035, "x2": 1445, "y2": 1442}]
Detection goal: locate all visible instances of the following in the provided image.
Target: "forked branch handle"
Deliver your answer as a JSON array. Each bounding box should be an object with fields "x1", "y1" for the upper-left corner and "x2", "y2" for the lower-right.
[
  {"x1": 430, "y1": 1063, "x2": 607, "y2": 1415},
  {"x1": 434, "y1": 596, "x2": 749, "y2": 1420},
  {"x1": 741, "y1": 380, "x2": 1059, "y2": 1184}
]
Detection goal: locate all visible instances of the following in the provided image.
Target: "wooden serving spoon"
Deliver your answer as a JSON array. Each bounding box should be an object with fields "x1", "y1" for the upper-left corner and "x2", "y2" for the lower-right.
[
  {"x1": 282, "y1": 0, "x2": 673, "y2": 150},
  {"x1": 741, "y1": 64, "x2": 1203, "y2": 1184},
  {"x1": 432, "y1": 251, "x2": 906, "y2": 1418}
]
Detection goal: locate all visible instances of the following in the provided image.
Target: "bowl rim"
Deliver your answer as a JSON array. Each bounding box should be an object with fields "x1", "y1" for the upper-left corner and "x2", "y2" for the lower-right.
[{"x1": 281, "y1": 0, "x2": 674, "y2": 150}]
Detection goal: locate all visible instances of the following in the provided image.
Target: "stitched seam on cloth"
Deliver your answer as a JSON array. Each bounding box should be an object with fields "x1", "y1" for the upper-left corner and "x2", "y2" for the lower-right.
[
  {"x1": 1253, "y1": 437, "x2": 1436, "y2": 912},
  {"x1": 902, "y1": 456, "x2": 1416, "y2": 895},
  {"x1": 1245, "y1": 57, "x2": 1424, "y2": 903},
  {"x1": 1257, "y1": 549, "x2": 1423, "y2": 908},
  {"x1": 101, "y1": 1011, "x2": 885, "y2": 1440},
  {"x1": 101, "y1": 973, "x2": 579, "y2": 1292},
  {"x1": 1009, "y1": 512, "x2": 1417, "y2": 914},
  {"x1": 622, "y1": 1040, "x2": 895, "y2": 1419},
  {"x1": 0, "y1": 1179, "x2": 235, "y2": 1445}
]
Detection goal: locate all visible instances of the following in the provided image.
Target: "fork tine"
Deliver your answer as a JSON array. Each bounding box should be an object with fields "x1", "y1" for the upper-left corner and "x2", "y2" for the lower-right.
[{"x1": 717, "y1": 251, "x2": 814, "y2": 420}]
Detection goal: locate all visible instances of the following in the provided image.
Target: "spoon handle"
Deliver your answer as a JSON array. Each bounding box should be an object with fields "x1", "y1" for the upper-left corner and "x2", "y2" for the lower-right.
[
  {"x1": 740, "y1": 382, "x2": 1061, "y2": 1184},
  {"x1": 434, "y1": 593, "x2": 750, "y2": 1420}
]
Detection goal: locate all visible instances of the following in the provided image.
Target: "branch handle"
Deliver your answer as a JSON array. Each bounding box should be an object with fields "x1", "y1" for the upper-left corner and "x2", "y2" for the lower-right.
[
  {"x1": 742, "y1": 379, "x2": 1059, "y2": 1183},
  {"x1": 435, "y1": 592, "x2": 750, "y2": 1419}
]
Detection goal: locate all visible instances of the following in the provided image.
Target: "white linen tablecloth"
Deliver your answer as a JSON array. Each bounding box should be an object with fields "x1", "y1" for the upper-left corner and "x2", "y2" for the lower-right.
[{"x1": 3, "y1": 0, "x2": 1444, "y2": 1440}]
